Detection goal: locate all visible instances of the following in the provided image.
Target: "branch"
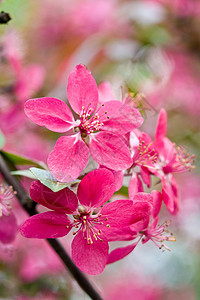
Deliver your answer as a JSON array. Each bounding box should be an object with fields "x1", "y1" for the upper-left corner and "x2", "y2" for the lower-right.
[{"x1": 0, "y1": 153, "x2": 103, "y2": 300}]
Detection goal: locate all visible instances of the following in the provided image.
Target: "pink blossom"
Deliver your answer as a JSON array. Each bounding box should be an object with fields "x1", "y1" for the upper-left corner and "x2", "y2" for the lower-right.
[
  {"x1": 14, "y1": 64, "x2": 45, "y2": 102},
  {"x1": 146, "y1": 51, "x2": 200, "y2": 116},
  {"x1": 0, "y1": 184, "x2": 18, "y2": 244},
  {"x1": 25, "y1": 64, "x2": 143, "y2": 182},
  {"x1": 128, "y1": 131, "x2": 158, "y2": 198},
  {"x1": 20, "y1": 169, "x2": 151, "y2": 275},
  {"x1": 107, "y1": 191, "x2": 175, "y2": 264},
  {"x1": 153, "y1": 109, "x2": 195, "y2": 214},
  {"x1": 19, "y1": 239, "x2": 64, "y2": 282},
  {"x1": 103, "y1": 273, "x2": 162, "y2": 300}
]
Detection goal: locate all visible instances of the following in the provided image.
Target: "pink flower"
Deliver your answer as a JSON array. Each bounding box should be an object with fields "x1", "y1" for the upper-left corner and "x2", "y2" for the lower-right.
[
  {"x1": 25, "y1": 64, "x2": 143, "y2": 182},
  {"x1": 0, "y1": 184, "x2": 18, "y2": 244},
  {"x1": 107, "y1": 191, "x2": 176, "y2": 264},
  {"x1": 14, "y1": 64, "x2": 45, "y2": 102},
  {"x1": 128, "y1": 131, "x2": 158, "y2": 198},
  {"x1": 20, "y1": 169, "x2": 151, "y2": 275},
  {"x1": 153, "y1": 109, "x2": 195, "y2": 214}
]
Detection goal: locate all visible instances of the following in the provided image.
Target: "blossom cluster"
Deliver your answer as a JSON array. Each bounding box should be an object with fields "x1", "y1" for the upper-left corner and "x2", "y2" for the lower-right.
[
  {"x1": 19, "y1": 64, "x2": 194, "y2": 275},
  {"x1": 0, "y1": 0, "x2": 199, "y2": 297}
]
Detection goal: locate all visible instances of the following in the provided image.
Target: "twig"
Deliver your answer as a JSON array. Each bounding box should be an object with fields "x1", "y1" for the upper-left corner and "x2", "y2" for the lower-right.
[{"x1": 0, "y1": 153, "x2": 103, "y2": 300}]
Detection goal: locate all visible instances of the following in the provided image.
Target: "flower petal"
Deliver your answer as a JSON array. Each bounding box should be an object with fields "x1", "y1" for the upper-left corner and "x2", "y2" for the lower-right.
[
  {"x1": 77, "y1": 169, "x2": 115, "y2": 208},
  {"x1": 89, "y1": 132, "x2": 132, "y2": 170},
  {"x1": 155, "y1": 108, "x2": 167, "y2": 149},
  {"x1": 48, "y1": 135, "x2": 89, "y2": 182},
  {"x1": 128, "y1": 172, "x2": 143, "y2": 199},
  {"x1": 30, "y1": 181, "x2": 78, "y2": 214},
  {"x1": 107, "y1": 242, "x2": 138, "y2": 264},
  {"x1": 0, "y1": 213, "x2": 17, "y2": 244},
  {"x1": 130, "y1": 200, "x2": 153, "y2": 224},
  {"x1": 20, "y1": 212, "x2": 72, "y2": 239},
  {"x1": 24, "y1": 98, "x2": 75, "y2": 132},
  {"x1": 96, "y1": 101, "x2": 143, "y2": 134},
  {"x1": 101, "y1": 200, "x2": 134, "y2": 228},
  {"x1": 162, "y1": 175, "x2": 179, "y2": 215},
  {"x1": 151, "y1": 190, "x2": 162, "y2": 218},
  {"x1": 67, "y1": 64, "x2": 98, "y2": 115},
  {"x1": 130, "y1": 216, "x2": 150, "y2": 232},
  {"x1": 133, "y1": 192, "x2": 153, "y2": 205},
  {"x1": 99, "y1": 166, "x2": 124, "y2": 191},
  {"x1": 140, "y1": 167, "x2": 151, "y2": 188},
  {"x1": 71, "y1": 230, "x2": 109, "y2": 275}
]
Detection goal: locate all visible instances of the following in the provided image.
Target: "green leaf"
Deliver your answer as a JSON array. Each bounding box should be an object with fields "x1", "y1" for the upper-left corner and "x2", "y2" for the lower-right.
[
  {"x1": 29, "y1": 167, "x2": 80, "y2": 192},
  {"x1": 0, "y1": 150, "x2": 47, "y2": 169},
  {"x1": 11, "y1": 170, "x2": 37, "y2": 179},
  {"x1": 0, "y1": 131, "x2": 5, "y2": 149},
  {"x1": 115, "y1": 186, "x2": 129, "y2": 197}
]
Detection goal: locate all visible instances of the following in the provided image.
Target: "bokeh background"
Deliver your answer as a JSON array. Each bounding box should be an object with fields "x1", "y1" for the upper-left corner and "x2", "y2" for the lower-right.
[{"x1": 0, "y1": 0, "x2": 200, "y2": 299}]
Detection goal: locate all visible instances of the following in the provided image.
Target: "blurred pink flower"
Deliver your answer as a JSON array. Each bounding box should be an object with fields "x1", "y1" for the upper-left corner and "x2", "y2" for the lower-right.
[
  {"x1": 103, "y1": 273, "x2": 162, "y2": 300},
  {"x1": 0, "y1": 184, "x2": 18, "y2": 244},
  {"x1": 147, "y1": 52, "x2": 200, "y2": 116}
]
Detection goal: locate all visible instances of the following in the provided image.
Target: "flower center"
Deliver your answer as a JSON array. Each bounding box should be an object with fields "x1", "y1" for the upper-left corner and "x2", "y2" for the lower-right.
[
  {"x1": 78, "y1": 104, "x2": 104, "y2": 135},
  {"x1": 71, "y1": 207, "x2": 110, "y2": 245},
  {"x1": 163, "y1": 145, "x2": 195, "y2": 174},
  {"x1": 133, "y1": 138, "x2": 158, "y2": 168}
]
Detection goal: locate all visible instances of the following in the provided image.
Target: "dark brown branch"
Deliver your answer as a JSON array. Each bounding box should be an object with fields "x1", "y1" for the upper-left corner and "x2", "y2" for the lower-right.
[{"x1": 0, "y1": 153, "x2": 103, "y2": 300}]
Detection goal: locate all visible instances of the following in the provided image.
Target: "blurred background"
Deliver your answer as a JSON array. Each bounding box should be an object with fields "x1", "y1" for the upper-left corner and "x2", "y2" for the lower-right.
[{"x1": 0, "y1": 0, "x2": 200, "y2": 299}]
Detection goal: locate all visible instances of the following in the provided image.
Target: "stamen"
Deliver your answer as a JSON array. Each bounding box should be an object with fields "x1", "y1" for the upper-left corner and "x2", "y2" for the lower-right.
[
  {"x1": 132, "y1": 138, "x2": 158, "y2": 168},
  {"x1": 78, "y1": 102, "x2": 105, "y2": 134},
  {"x1": 71, "y1": 209, "x2": 109, "y2": 245},
  {"x1": 140, "y1": 220, "x2": 176, "y2": 251}
]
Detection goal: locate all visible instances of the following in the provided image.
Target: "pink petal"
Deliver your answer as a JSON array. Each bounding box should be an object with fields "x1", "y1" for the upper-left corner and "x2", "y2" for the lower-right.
[
  {"x1": 71, "y1": 231, "x2": 109, "y2": 275},
  {"x1": 101, "y1": 200, "x2": 135, "y2": 228},
  {"x1": 99, "y1": 166, "x2": 124, "y2": 191},
  {"x1": 130, "y1": 216, "x2": 150, "y2": 232},
  {"x1": 20, "y1": 212, "x2": 72, "y2": 239},
  {"x1": 77, "y1": 169, "x2": 115, "y2": 208},
  {"x1": 24, "y1": 98, "x2": 75, "y2": 132},
  {"x1": 107, "y1": 242, "x2": 138, "y2": 264},
  {"x1": 151, "y1": 190, "x2": 162, "y2": 218},
  {"x1": 130, "y1": 200, "x2": 153, "y2": 224},
  {"x1": 133, "y1": 192, "x2": 153, "y2": 205},
  {"x1": 48, "y1": 135, "x2": 89, "y2": 182},
  {"x1": 30, "y1": 181, "x2": 78, "y2": 214},
  {"x1": 162, "y1": 175, "x2": 179, "y2": 215},
  {"x1": 155, "y1": 108, "x2": 167, "y2": 148},
  {"x1": 140, "y1": 167, "x2": 151, "y2": 188},
  {"x1": 96, "y1": 101, "x2": 143, "y2": 134},
  {"x1": 67, "y1": 64, "x2": 98, "y2": 115},
  {"x1": 128, "y1": 173, "x2": 143, "y2": 199},
  {"x1": 89, "y1": 132, "x2": 132, "y2": 170},
  {"x1": 99, "y1": 225, "x2": 134, "y2": 242},
  {"x1": 0, "y1": 213, "x2": 17, "y2": 244},
  {"x1": 110, "y1": 169, "x2": 124, "y2": 191}
]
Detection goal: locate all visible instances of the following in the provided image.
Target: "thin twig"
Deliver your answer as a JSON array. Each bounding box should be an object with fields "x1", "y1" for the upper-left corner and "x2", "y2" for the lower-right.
[{"x1": 0, "y1": 153, "x2": 103, "y2": 300}]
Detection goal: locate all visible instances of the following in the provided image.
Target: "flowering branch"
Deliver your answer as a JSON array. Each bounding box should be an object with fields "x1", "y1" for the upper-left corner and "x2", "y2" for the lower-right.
[{"x1": 0, "y1": 153, "x2": 103, "y2": 300}]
